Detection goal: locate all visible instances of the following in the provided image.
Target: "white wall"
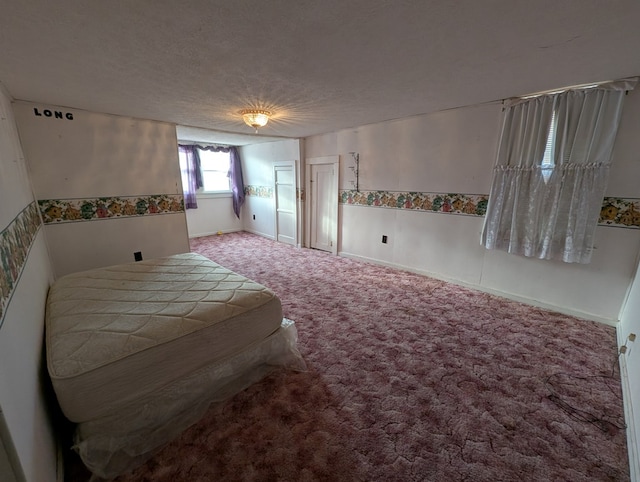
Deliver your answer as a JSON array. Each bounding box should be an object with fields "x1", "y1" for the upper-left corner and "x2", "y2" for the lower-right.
[
  {"x1": 305, "y1": 93, "x2": 640, "y2": 324},
  {"x1": 240, "y1": 139, "x2": 303, "y2": 241},
  {"x1": 13, "y1": 102, "x2": 190, "y2": 277},
  {"x1": 0, "y1": 86, "x2": 58, "y2": 481},
  {"x1": 185, "y1": 195, "x2": 243, "y2": 238}
]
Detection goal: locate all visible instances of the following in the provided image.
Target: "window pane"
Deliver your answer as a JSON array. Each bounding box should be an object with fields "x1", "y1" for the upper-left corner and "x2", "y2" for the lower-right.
[
  {"x1": 199, "y1": 150, "x2": 230, "y2": 171},
  {"x1": 197, "y1": 149, "x2": 231, "y2": 192},
  {"x1": 541, "y1": 110, "x2": 557, "y2": 182},
  {"x1": 541, "y1": 110, "x2": 557, "y2": 167},
  {"x1": 202, "y1": 170, "x2": 230, "y2": 191}
]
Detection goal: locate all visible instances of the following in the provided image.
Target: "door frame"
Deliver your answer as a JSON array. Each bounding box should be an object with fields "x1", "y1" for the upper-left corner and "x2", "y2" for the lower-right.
[
  {"x1": 305, "y1": 155, "x2": 339, "y2": 255},
  {"x1": 273, "y1": 161, "x2": 297, "y2": 246}
]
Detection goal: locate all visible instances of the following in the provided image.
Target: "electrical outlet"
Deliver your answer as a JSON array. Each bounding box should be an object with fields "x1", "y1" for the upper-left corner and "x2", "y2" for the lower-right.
[
  {"x1": 382, "y1": 235, "x2": 388, "y2": 244},
  {"x1": 134, "y1": 251, "x2": 142, "y2": 262},
  {"x1": 253, "y1": 214, "x2": 256, "y2": 220}
]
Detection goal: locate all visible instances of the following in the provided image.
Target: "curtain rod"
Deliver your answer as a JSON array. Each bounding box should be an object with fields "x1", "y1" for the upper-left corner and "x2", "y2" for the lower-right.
[{"x1": 508, "y1": 76, "x2": 639, "y2": 102}]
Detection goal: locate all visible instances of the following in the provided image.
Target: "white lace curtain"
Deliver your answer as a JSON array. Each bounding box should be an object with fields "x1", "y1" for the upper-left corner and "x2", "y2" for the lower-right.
[{"x1": 481, "y1": 78, "x2": 637, "y2": 264}]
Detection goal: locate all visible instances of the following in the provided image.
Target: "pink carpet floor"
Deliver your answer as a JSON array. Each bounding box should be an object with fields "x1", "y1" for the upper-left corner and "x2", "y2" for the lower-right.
[{"x1": 68, "y1": 231, "x2": 629, "y2": 481}]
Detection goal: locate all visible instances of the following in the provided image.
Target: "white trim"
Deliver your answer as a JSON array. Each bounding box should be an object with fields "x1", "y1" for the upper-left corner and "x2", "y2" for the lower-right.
[
  {"x1": 618, "y1": 247, "x2": 640, "y2": 324},
  {"x1": 338, "y1": 250, "x2": 617, "y2": 326},
  {"x1": 618, "y1": 327, "x2": 639, "y2": 482},
  {"x1": 196, "y1": 191, "x2": 232, "y2": 199},
  {"x1": 306, "y1": 155, "x2": 339, "y2": 164},
  {"x1": 188, "y1": 228, "x2": 242, "y2": 239}
]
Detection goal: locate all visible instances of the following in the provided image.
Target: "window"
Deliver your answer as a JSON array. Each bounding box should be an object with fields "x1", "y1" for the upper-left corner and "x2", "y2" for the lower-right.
[
  {"x1": 481, "y1": 78, "x2": 635, "y2": 264},
  {"x1": 540, "y1": 109, "x2": 557, "y2": 183},
  {"x1": 199, "y1": 149, "x2": 231, "y2": 192},
  {"x1": 177, "y1": 143, "x2": 245, "y2": 214}
]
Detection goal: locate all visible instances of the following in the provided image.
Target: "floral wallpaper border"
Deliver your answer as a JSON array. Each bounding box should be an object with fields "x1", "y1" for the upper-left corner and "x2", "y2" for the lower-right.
[
  {"x1": 38, "y1": 194, "x2": 185, "y2": 224},
  {"x1": 340, "y1": 190, "x2": 489, "y2": 216},
  {"x1": 340, "y1": 190, "x2": 640, "y2": 229},
  {"x1": 599, "y1": 197, "x2": 640, "y2": 229},
  {"x1": 1, "y1": 202, "x2": 42, "y2": 328},
  {"x1": 244, "y1": 185, "x2": 273, "y2": 198},
  {"x1": 244, "y1": 185, "x2": 304, "y2": 201}
]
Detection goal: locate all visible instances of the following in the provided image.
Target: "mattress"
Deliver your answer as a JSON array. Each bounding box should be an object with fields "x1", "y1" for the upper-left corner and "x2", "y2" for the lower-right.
[{"x1": 46, "y1": 252, "x2": 283, "y2": 423}]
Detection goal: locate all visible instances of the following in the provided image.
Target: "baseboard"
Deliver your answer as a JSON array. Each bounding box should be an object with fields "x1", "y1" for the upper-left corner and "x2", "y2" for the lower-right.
[
  {"x1": 188, "y1": 229, "x2": 277, "y2": 241},
  {"x1": 338, "y1": 251, "x2": 616, "y2": 326},
  {"x1": 618, "y1": 327, "x2": 639, "y2": 481},
  {"x1": 188, "y1": 229, "x2": 242, "y2": 239}
]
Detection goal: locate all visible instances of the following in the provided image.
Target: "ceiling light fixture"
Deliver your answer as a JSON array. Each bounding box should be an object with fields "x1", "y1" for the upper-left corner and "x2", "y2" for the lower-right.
[{"x1": 240, "y1": 109, "x2": 272, "y2": 132}]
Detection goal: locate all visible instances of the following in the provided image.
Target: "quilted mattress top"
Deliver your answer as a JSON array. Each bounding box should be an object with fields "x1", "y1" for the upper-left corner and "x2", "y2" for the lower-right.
[{"x1": 46, "y1": 252, "x2": 279, "y2": 380}]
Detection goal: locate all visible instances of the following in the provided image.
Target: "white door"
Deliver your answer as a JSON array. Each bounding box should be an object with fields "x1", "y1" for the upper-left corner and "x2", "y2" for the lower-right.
[
  {"x1": 308, "y1": 160, "x2": 338, "y2": 253},
  {"x1": 274, "y1": 163, "x2": 296, "y2": 246}
]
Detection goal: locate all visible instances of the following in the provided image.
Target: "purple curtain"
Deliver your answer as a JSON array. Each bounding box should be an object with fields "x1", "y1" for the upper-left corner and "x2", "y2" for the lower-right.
[
  {"x1": 178, "y1": 145, "x2": 202, "y2": 209},
  {"x1": 228, "y1": 146, "x2": 245, "y2": 218}
]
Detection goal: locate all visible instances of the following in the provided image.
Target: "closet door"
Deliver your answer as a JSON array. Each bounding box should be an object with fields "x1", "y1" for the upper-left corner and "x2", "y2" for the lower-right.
[
  {"x1": 274, "y1": 163, "x2": 296, "y2": 246},
  {"x1": 306, "y1": 156, "x2": 338, "y2": 254}
]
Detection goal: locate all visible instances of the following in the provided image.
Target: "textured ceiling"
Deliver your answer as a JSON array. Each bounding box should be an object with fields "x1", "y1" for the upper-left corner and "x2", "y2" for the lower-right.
[{"x1": 1, "y1": 1, "x2": 640, "y2": 144}]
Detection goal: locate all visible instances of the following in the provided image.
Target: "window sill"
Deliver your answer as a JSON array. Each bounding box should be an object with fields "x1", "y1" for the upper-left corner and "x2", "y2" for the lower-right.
[{"x1": 197, "y1": 191, "x2": 232, "y2": 199}]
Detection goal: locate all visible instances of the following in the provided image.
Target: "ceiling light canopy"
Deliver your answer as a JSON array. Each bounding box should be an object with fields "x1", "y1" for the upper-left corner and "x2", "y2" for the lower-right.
[{"x1": 240, "y1": 109, "x2": 272, "y2": 131}]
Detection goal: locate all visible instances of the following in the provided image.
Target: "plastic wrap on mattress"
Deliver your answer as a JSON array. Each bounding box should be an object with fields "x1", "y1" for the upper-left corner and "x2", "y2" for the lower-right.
[{"x1": 75, "y1": 318, "x2": 306, "y2": 480}]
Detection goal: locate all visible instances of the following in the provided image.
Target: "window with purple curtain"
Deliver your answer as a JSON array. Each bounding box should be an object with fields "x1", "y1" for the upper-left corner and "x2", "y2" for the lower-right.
[{"x1": 177, "y1": 143, "x2": 245, "y2": 217}]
